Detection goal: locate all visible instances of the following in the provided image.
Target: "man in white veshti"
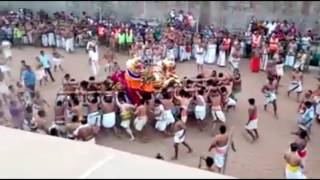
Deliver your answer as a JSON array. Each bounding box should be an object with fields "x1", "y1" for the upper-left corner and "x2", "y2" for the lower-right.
[
  {"x1": 288, "y1": 68, "x2": 303, "y2": 101},
  {"x1": 0, "y1": 38, "x2": 12, "y2": 79},
  {"x1": 194, "y1": 88, "x2": 207, "y2": 131},
  {"x1": 209, "y1": 88, "x2": 226, "y2": 135},
  {"x1": 171, "y1": 119, "x2": 193, "y2": 160},
  {"x1": 208, "y1": 125, "x2": 229, "y2": 173},
  {"x1": 88, "y1": 46, "x2": 99, "y2": 77},
  {"x1": 1, "y1": 38, "x2": 12, "y2": 63}
]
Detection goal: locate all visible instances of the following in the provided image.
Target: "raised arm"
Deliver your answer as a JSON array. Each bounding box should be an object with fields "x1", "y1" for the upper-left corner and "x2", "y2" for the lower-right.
[{"x1": 115, "y1": 94, "x2": 121, "y2": 108}]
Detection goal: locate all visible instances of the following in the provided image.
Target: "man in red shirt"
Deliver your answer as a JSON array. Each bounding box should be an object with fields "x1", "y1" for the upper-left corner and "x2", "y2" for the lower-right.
[{"x1": 97, "y1": 24, "x2": 106, "y2": 45}]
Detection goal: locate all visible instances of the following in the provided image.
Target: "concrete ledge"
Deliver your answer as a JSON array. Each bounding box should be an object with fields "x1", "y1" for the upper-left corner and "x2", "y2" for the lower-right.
[{"x1": 0, "y1": 126, "x2": 233, "y2": 179}]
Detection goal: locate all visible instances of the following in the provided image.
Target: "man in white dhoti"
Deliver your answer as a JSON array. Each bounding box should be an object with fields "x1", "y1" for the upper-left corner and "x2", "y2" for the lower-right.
[
  {"x1": 229, "y1": 46, "x2": 241, "y2": 71},
  {"x1": 288, "y1": 68, "x2": 303, "y2": 101},
  {"x1": 205, "y1": 38, "x2": 217, "y2": 64},
  {"x1": 262, "y1": 76, "x2": 278, "y2": 118},
  {"x1": 1, "y1": 39, "x2": 12, "y2": 63},
  {"x1": 195, "y1": 89, "x2": 207, "y2": 131},
  {"x1": 88, "y1": 46, "x2": 99, "y2": 77},
  {"x1": 172, "y1": 119, "x2": 192, "y2": 160},
  {"x1": 195, "y1": 42, "x2": 205, "y2": 72},
  {"x1": 208, "y1": 125, "x2": 229, "y2": 173},
  {"x1": 285, "y1": 39, "x2": 297, "y2": 70}
]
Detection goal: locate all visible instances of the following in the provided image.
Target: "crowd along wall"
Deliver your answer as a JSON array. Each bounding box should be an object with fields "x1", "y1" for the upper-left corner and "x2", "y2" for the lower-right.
[{"x1": 0, "y1": 1, "x2": 319, "y2": 32}]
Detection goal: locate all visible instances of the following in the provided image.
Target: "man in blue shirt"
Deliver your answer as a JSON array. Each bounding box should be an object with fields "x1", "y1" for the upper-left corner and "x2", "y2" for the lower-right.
[
  {"x1": 22, "y1": 65, "x2": 36, "y2": 95},
  {"x1": 39, "y1": 50, "x2": 55, "y2": 82}
]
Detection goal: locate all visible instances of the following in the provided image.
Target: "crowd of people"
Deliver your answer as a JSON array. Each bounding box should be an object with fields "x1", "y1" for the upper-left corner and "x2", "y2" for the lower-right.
[{"x1": 0, "y1": 8, "x2": 319, "y2": 178}]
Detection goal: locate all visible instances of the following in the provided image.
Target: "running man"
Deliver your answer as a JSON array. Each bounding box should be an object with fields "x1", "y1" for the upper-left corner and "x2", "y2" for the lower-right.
[
  {"x1": 115, "y1": 92, "x2": 136, "y2": 141},
  {"x1": 245, "y1": 98, "x2": 259, "y2": 142},
  {"x1": 173, "y1": 88, "x2": 193, "y2": 124},
  {"x1": 262, "y1": 76, "x2": 278, "y2": 118},
  {"x1": 208, "y1": 125, "x2": 229, "y2": 173},
  {"x1": 288, "y1": 68, "x2": 303, "y2": 101},
  {"x1": 172, "y1": 119, "x2": 193, "y2": 160}
]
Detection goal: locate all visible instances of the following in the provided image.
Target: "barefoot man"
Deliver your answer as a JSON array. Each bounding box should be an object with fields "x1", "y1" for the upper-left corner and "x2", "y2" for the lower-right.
[
  {"x1": 262, "y1": 76, "x2": 278, "y2": 118},
  {"x1": 174, "y1": 88, "x2": 193, "y2": 124},
  {"x1": 134, "y1": 98, "x2": 148, "y2": 142},
  {"x1": 115, "y1": 92, "x2": 136, "y2": 141},
  {"x1": 194, "y1": 88, "x2": 207, "y2": 131},
  {"x1": 172, "y1": 119, "x2": 193, "y2": 160},
  {"x1": 208, "y1": 125, "x2": 229, "y2": 173},
  {"x1": 284, "y1": 142, "x2": 306, "y2": 179},
  {"x1": 288, "y1": 68, "x2": 303, "y2": 101},
  {"x1": 100, "y1": 95, "x2": 119, "y2": 137},
  {"x1": 159, "y1": 91, "x2": 175, "y2": 134},
  {"x1": 209, "y1": 88, "x2": 226, "y2": 135},
  {"x1": 245, "y1": 98, "x2": 259, "y2": 142}
]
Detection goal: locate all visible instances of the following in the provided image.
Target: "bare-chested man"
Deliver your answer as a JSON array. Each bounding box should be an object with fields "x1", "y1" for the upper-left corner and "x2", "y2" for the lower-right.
[
  {"x1": 52, "y1": 48, "x2": 64, "y2": 72},
  {"x1": 33, "y1": 91, "x2": 50, "y2": 115},
  {"x1": 194, "y1": 88, "x2": 207, "y2": 131},
  {"x1": 262, "y1": 76, "x2": 278, "y2": 118},
  {"x1": 209, "y1": 88, "x2": 226, "y2": 136},
  {"x1": 208, "y1": 125, "x2": 229, "y2": 173},
  {"x1": 88, "y1": 95, "x2": 99, "y2": 114},
  {"x1": 298, "y1": 90, "x2": 313, "y2": 112},
  {"x1": 115, "y1": 92, "x2": 135, "y2": 141},
  {"x1": 245, "y1": 98, "x2": 259, "y2": 142},
  {"x1": 159, "y1": 91, "x2": 175, "y2": 133},
  {"x1": 134, "y1": 98, "x2": 148, "y2": 142},
  {"x1": 70, "y1": 98, "x2": 84, "y2": 122},
  {"x1": 220, "y1": 86, "x2": 236, "y2": 112},
  {"x1": 100, "y1": 95, "x2": 118, "y2": 136},
  {"x1": 73, "y1": 120, "x2": 99, "y2": 144},
  {"x1": 154, "y1": 99, "x2": 169, "y2": 136},
  {"x1": 284, "y1": 142, "x2": 306, "y2": 179},
  {"x1": 174, "y1": 88, "x2": 193, "y2": 124},
  {"x1": 54, "y1": 100, "x2": 66, "y2": 126},
  {"x1": 288, "y1": 68, "x2": 304, "y2": 101},
  {"x1": 172, "y1": 119, "x2": 193, "y2": 160}
]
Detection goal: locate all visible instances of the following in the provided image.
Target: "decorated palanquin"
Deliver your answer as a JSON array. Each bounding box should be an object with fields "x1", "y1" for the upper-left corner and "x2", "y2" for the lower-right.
[{"x1": 124, "y1": 57, "x2": 181, "y2": 93}]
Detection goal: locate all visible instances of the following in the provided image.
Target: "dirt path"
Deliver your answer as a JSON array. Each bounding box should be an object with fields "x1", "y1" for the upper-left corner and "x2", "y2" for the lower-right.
[{"x1": 7, "y1": 46, "x2": 320, "y2": 178}]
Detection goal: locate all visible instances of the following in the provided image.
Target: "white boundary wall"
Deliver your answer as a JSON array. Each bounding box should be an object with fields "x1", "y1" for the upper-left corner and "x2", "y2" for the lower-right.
[{"x1": 0, "y1": 126, "x2": 234, "y2": 179}]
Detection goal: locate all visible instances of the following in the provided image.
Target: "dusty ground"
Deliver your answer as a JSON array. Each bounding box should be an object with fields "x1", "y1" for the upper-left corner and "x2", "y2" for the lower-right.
[{"x1": 5, "y1": 46, "x2": 320, "y2": 178}]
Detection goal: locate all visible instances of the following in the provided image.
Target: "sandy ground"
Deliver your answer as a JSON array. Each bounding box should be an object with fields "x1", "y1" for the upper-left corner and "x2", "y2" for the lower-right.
[{"x1": 5, "y1": 46, "x2": 320, "y2": 178}]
